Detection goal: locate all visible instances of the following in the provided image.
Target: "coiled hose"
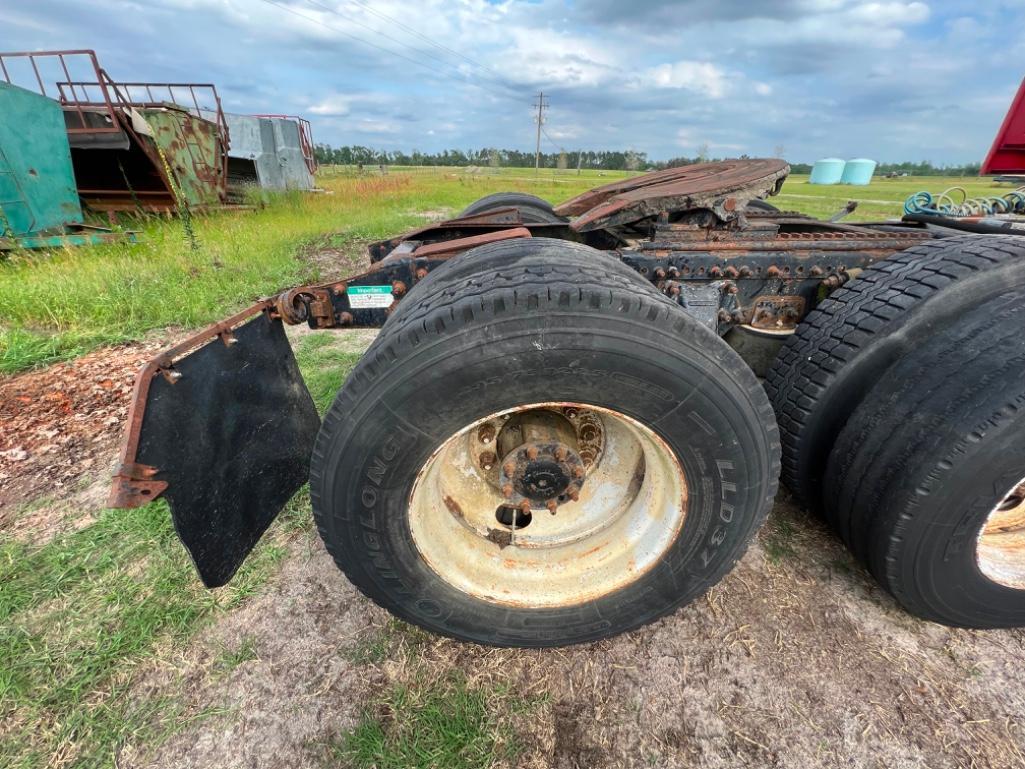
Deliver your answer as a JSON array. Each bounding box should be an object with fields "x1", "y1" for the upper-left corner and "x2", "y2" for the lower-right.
[{"x1": 904, "y1": 186, "x2": 1025, "y2": 217}]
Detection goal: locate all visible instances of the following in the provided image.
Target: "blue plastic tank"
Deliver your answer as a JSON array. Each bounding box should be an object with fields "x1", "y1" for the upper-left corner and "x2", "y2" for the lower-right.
[
  {"x1": 809, "y1": 158, "x2": 846, "y2": 185},
  {"x1": 841, "y1": 158, "x2": 877, "y2": 185}
]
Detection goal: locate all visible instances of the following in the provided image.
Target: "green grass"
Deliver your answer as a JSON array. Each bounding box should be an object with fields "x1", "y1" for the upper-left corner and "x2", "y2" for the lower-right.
[
  {"x1": 0, "y1": 499, "x2": 299, "y2": 768},
  {"x1": 0, "y1": 171, "x2": 627, "y2": 374},
  {"x1": 761, "y1": 513, "x2": 798, "y2": 565},
  {"x1": 774, "y1": 173, "x2": 1003, "y2": 220},
  {"x1": 2, "y1": 167, "x2": 1011, "y2": 374},
  {"x1": 0, "y1": 338, "x2": 348, "y2": 767},
  {"x1": 293, "y1": 331, "x2": 365, "y2": 413},
  {"x1": 329, "y1": 675, "x2": 523, "y2": 769}
]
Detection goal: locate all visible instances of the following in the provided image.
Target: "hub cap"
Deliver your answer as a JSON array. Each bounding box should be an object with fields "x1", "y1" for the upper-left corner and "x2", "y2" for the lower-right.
[
  {"x1": 976, "y1": 476, "x2": 1025, "y2": 590},
  {"x1": 408, "y1": 403, "x2": 688, "y2": 607}
]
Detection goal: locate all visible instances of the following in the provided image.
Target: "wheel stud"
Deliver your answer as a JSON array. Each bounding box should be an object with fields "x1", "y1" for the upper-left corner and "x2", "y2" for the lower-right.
[
  {"x1": 503, "y1": 461, "x2": 515, "y2": 476},
  {"x1": 519, "y1": 500, "x2": 531, "y2": 514},
  {"x1": 502, "y1": 483, "x2": 514, "y2": 498},
  {"x1": 554, "y1": 446, "x2": 568, "y2": 461},
  {"x1": 547, "y1": 500, "x2": 558, "y2": 514},
  {"x1": 568, "y1": 486, "x2": 580, "y2": 501},
  {"x1": 526, "y1": 445, "x2": 539, "y2": 461},
  {"x1": 573, "y1": 466, "x2": 585, "y2": 479}
]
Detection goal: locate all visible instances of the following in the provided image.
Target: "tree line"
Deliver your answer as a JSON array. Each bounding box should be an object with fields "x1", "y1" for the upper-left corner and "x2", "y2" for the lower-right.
[{"x1": 313, "y1": 144, "x2": 982, "y2": 176}]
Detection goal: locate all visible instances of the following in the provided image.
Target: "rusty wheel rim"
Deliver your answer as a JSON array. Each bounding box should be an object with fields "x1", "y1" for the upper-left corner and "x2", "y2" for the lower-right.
[
  {"x1": 407, "y1": 403, "x2": 688, "y2": 608},
  {"x1": 976, "y1": 476, "x2": 1025, "y2": 590}
]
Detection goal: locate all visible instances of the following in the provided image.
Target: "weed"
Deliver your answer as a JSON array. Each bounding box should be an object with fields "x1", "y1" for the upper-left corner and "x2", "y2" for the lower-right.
[
  {"x1": 328, "y1": 674, "x2": 524, "y2": 769},
  {"x1": 761, "y1": 514, "x2": 798, "y2": 564},
  {"x1": 216, "y1": 637, "x2": 259, "y2": 674}
]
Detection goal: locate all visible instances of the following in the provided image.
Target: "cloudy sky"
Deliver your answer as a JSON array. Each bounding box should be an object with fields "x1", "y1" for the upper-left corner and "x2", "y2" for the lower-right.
[{"x1": 2, "y1": 0, "x2": 1023, "y2": 163}]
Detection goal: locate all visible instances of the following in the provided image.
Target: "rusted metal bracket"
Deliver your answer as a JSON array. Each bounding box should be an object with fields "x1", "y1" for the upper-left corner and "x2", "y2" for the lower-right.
[{"x1": 108, "y1": 462, "x2": 169, "y2": 508}]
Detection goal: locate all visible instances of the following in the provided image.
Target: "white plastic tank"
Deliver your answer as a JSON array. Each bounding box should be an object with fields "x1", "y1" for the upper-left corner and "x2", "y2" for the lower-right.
[
  {"x1": 809, "y1": 158, "x2": 846, "y2": 185},
  {"x1": 841, "y1": 158, "x2": 877, "y2": 186}
]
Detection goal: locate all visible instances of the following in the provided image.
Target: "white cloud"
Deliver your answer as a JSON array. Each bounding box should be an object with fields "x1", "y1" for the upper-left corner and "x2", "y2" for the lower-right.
[
  {"x1": 642, "y1": 61, "x2": 728, "y2": 98},
  {"x1": 308, "y1": 95, "x2": 353, "y2": 117}
]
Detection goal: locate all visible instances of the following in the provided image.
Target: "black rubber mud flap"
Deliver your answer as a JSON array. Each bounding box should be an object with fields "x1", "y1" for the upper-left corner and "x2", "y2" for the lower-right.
[{"x1": 135, "y1": 313, "x2": 320, "y2": 587}]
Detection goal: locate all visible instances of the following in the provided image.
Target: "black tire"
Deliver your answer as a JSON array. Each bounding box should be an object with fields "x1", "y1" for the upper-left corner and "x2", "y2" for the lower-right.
[
  {"x1": 823, "y1": 282, "x2": 1025, "y2": 627},
  {"x1": 765, "y1": 235, "x2": 1025, "y2": 514},
  {"x1": 311, "y1": 241, "x2": 779, "y2": 647},
  {"x1": 745, "y1": 199, "x2": 779, "y2": 212},
  {"x1": 459, "y1": 191, "x2": 564, "y2": 223},
  {"x1": 380, "y1": 237, "x2": 651, "y2": 340}
]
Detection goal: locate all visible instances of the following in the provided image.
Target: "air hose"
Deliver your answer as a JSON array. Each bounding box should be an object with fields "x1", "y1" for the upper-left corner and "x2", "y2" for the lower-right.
[{"x1": 904, "y1": 186, "x2": 1025, "y2": 217}]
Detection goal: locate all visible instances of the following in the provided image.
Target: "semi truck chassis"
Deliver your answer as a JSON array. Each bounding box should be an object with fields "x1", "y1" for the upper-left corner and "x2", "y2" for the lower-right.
[{"x1": 107, "y1": 160, "x2": 1025, "y2": 646}]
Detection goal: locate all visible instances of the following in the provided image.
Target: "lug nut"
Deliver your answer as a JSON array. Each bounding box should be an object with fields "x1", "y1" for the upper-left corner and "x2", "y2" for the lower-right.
[
  {"x1": 503, "y1": 461, "x2": 515, "y2": 476},
  {"x1": 526, "y1": 445, "x2": 539, "y2": 461},
  {"x1": 554, "y1": 446, "x2": 568, "y2": 461},
  {"x1": 391, "y1": 280, "x2": 407, "y2": 297},
  {"x1": 547, "y1": 500, "x2": 558, "y2": 514},
  {"x1": 573, "y1": 466, "x2": 585, "y2": 479},
  {"x1": 415, "y1": 267, "x2": 428, "y2": 279},
  {"x1": 502, "y1": 484, "x2": 514, "y2": 498}
]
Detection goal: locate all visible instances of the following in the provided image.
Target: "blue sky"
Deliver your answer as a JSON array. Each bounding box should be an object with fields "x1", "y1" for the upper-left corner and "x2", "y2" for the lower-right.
[{"x1": 2, "y1": 0, "x2": 1023, "y2": 163}]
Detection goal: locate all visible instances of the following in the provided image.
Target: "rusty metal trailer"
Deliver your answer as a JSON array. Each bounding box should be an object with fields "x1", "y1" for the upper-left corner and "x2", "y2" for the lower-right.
[
  {"x1": 107, "y1": 160, "x2": 1025, "y2": 647},
  {"x1": 214, "y1": 112, "x2": 317, "y2": 193},
  {"x1": 0, "y1": 80, "x2": 137, "y2": 251},
  {"x1": 0, "y1": 50, "x2": 229, "y2": 214}
]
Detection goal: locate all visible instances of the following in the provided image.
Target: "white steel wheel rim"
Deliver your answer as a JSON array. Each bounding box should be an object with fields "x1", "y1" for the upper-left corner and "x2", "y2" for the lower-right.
[
  {"x1": 407, "y1": 403, "x2": 688, "y2": 608},
  {"x1": 976, "y1": 476, "x2": 1025, "y2": 590}
]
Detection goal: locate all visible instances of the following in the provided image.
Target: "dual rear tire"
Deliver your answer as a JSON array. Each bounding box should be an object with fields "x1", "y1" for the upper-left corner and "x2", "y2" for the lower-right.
[{"x1": 768, "y1": 235, "x2": 1025, "y2": 628}]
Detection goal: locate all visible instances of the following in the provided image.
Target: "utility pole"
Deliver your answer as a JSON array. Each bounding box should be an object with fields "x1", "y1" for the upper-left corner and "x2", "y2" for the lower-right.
[{"x1": 533, "y1": 91, "x2": 548, "y2": 171}]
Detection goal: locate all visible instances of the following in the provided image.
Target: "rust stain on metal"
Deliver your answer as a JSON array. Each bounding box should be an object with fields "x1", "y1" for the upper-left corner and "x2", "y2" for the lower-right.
[
  {"x1": 443, "y1": 495, "x2": 464, "y2": 521},
  {"x1": 556, "y1": 159, "x2": 789, "y2": 231},
  {"x1": 411, "y1": 227, "x2": 531, "y2": 258},
  {"x1": 486, "y1": 528, "x2": 513, "y2": 549}
]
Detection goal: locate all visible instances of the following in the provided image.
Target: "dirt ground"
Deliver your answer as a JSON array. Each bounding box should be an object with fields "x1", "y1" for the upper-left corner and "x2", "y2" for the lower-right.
[
  {"x1": 111, "y1": 491, "x2": 1025, "y2": 769},
  {"x1": 2, "y1": 232, "x2": 1023, "y2": 767}
]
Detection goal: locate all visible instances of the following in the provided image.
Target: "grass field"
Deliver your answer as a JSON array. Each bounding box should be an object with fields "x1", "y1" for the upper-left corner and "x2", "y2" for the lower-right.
[
  {"x1": 2, "y1": 167, "x2": 1024, "y2": 769},
  {"x1": 0, "y1": 167, "x2": 1007, "y2": 373}
]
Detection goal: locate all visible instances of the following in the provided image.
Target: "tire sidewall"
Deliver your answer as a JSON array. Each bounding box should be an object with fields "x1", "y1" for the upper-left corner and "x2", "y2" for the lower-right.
[
  {"x1": 880, "y1": 425, "x2": 1025, "y2": 627},
  {"x1": 315, "y1": 307, "x2": 773, "y2": 646}
]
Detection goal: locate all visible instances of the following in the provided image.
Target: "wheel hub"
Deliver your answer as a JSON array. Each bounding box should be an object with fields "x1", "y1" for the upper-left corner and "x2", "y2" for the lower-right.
[{"x1": 496, "y1": 411, "x2": 585, "y2": 512}]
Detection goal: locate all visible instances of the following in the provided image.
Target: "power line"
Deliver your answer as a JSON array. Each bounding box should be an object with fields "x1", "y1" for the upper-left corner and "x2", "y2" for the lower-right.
[
  {"x1": 324, "y1": 0, "x2": 503, "y2": 80},
  {"x1": 541, "y1": 123, "x2": 565, "y2": 153},
  {"x1": 256, "y1": 0, "x2": 498, "y2": 91},
  {"x1": 298, "y1": 0, "x2": 488, "y2": 82}
]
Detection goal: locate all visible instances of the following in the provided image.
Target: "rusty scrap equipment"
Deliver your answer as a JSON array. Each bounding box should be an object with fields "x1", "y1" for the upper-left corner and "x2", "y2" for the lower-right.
[
  {"x1": 107, "y1": 159, "x2": 1025, "y2": 646},
  {"x1": 215, "y1": 113, "x2": 316, "y2": 193},
  {"x1": 0, "y1": 49, "x2": 229, "y2": 214},
  {"x1": 0, "y1": 78, "x2": 137, "y2": 250}
]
